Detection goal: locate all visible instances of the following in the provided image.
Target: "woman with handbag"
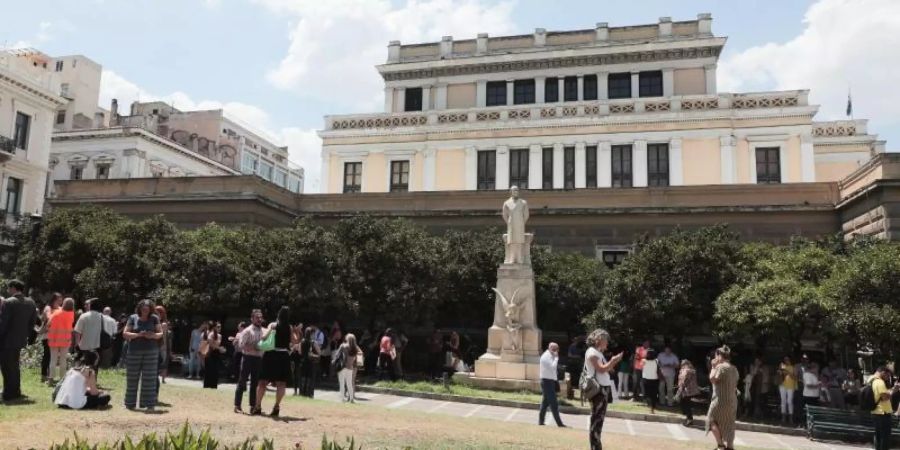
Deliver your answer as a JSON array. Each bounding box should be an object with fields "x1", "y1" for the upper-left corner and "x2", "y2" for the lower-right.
[
  {"x1": 583, "y1": 329, "x2": 623, "y2": 450},
  {"x1": 254, "y1": 306, "x2": 298, "y2": 417},
  {"x1": 676, "y1": 359, "x2": 701, "y2": 426}
]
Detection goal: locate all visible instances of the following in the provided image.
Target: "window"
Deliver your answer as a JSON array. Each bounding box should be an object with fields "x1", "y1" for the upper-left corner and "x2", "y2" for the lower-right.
[
  {"x1": 586, "y1": 145, "x2": 597, "y2": 188},
  {"x1": 647, "y1": 143, "x2": 669, "y2": 187},
  {"x1": 583, "y1": 75, "x2": 598, "y2": 101},
  {"x1": 390, "y1": 160, "x2": 410, "y2": 192},
  {"x1": 343, "y1": 162, "x2": 362, "y2": 193},
  {"x1": 544, "y1": 77, "x2": 559, "y2": 103},
  {"x1": 241, "y1": 152, "x2": 257, "y2": 174},
  {"x1": 564, "y1": 146, "x2": 575, "y2": 189},
  {"x1": 486, "y1": 81, "x2": 506, "y2": 106},
  {"x1": 477, "y1": 150, "x2": 496, "y2": 190},
  {"x1": 611, "y1": 145, "x2": 633, "y2": 187},
  {"x1": 404, "y1": 87, "x2": 423, "y2": 112},
  {"x1": 55, "y1": 110, "x2": 66, "y2": 125},
  {"x1": 639, "y1": 70, "x2": 663, "y2": 97},
  {"x1": 4, "y1": 178, "x2": 22, "y2": 216},
  {"x1": 96, "y1": 165, "x2": 110, "y2": 180},
  {"x1": 60, "y1": 83, "x2": 70, "y2": 97},
  {"x1": 542, "y1": 147, "x2": 554, "y2": 189},
  {"x1": 70, "y1": 166, "x2": 83, "y2": 180},
  {"x1": 258, "y1": 161, "x2": 274, "y2": 181},
  {"x1": 288, "y1": 176, "x2": 301, "y2": 193},
  {"x1": 513, "y1": 80, "x2": 535, "y2": 105},
  {"x1": 14, "y1": 112, "x2": 31, "y2": 150},
  {"x1": 756, "y1": 147, "x2": 781, "y2": 184},
  {"x1": 608, "y1": 73, "x2": 632, "y2": 99},
  {"x1": 55, "y1": 60, "x2": 63, "y2": 72},
  {"x1": 274, "y1": 170, "x2": 288, "y2": 187},
  {"x1": 563, "y1": 76, "x2": 578, "y2": 102},
  {"x1": 600, "y1": 250, "x2": 629, "y2": 269},
  {"x1": 509, "y1": 149, "x2": 529, "y2": 189}
]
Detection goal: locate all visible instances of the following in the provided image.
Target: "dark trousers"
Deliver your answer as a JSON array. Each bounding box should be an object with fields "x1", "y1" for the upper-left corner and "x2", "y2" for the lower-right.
[
  {"x1": 300, "y1": 359, "x2": 319, "y2": 398},
  {"x1": 873, "y1": 413, "x2": 892, "y2": 450},
  {"x1": 232, "y1": 352, "x2": 243, "y2": 381},
  {"x1": 84, "y1": 393, "x2": 111, "y2": 409},
  {"x1": 643, "y1": 379, "x2": 660, "y2": 409},
  {"x1": 680, "y1": 394, "x2": 695, "y2": 420},
  {"x1": 378, "y1": 352, "x2": 396, "y2": 381},
  {"x1": 589, "y1": 386, "x2": 610, "y2": 450},
  {"x1": 0, "y1": 347, "x2": 23, "y2": 401},
  {"x1": 539, "y1": 378, "x2": 563, "y2": 426},
  {"x1": 234, "y1": 355, "x2": 261, "y2": 409},
  {"x1": 41, "y1": 340, "x2": 51, "y2": 378},
  {"x1": 801, "y1": 396, "x2": 819, "y2": 425}
]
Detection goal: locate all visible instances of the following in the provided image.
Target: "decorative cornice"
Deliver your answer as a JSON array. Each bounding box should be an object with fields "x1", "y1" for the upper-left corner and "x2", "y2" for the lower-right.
[
  {"x1": 381, "y1": 45, "x2": 723, "y2": 81},
  {"x1": 0, "y1": 72, "x2": 67, "y2": 107}
]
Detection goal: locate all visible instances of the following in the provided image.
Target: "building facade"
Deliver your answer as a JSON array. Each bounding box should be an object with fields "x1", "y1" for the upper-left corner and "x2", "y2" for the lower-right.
[
  {"x1": 113, "y1": 101, "x2": 305, "y2": 193},
  {"x1": 0, "y1": 49, "x2": 67, "y2": 219},
  {"x1": 51, "y1": 54, "x2": 106, "y2": 131},
  {"x1": 48, "y1": 127, "x2": 239, "y2": 196},
  {"x1": 318, "y1": 14, "x2": 883, "y2": 195}
]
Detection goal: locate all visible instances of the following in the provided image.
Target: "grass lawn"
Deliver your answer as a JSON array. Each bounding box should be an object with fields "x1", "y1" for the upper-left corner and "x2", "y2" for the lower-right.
[
  {"x1": 369, "y1": 380, "x2": 678, "y2": 416},
  {"x1": 2, "y1": 370, "x2": 710, "y2": 449}
]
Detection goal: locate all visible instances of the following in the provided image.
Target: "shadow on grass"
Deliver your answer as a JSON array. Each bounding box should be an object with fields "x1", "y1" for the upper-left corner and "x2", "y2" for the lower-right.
[{"x1": 1, "y1": 396, "x2": 37, "y2": 406}]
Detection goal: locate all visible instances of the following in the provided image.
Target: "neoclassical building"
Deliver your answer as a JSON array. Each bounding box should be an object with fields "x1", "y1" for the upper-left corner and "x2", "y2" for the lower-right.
[{"x1": 318, "y1": 14, "x2": 883, "y2": 194}]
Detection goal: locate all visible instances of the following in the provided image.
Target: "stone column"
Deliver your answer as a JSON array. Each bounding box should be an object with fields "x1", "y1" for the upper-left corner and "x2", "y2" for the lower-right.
[
  {"x1": 423, "y1": 148, "x2": 436, "y2": 191},
  {"x1": 633, "y1": 140, "x2": 648, "y2": 187},
  {"x1": 631, "y1": 72, "x2": 640, "y2": 98},
  {"x1": 662, "y1": 68, "x2": 674, "y2": 98},
  {"x1": 528, "y1": 144, "x2": 542, "y2": 190},
  {"x1": 719, "y1": 135, "x2": 736, "y2": 184},
  {"x1": 574, "y1": 142, "x2": 586, "y2": 188},
  {"x1": 577, "y1": 75, "x2": 585, "y2": 101},
  {"x1": 557, "y1": 78, "x2": 564, "y2": 103},
  {"x1": 535, "y1": 77, "x2": 546, "y2": 104},
  {"x1": 465, "y1": 146, "x2": 477, "y2": 190},
  {"x1": 669, "y1": 138, "x2": 683, "y2": 186},
  {"x1": 496, "y1": 145, "x2": 510, "y2": 190},
  {"x1": 320, "y1": 150, "x2": 331, "y2": 193},
  {"x1": 435, "y1": 84, "x2": 448, "y2": 110},
  {"x1": 506, "y1": 80, "x2": 514, "y2": 106},
  {"x1": 552, "y1": 143, "x2": 564, "y2": 189},
  {"x1": 384, "y1": 87, "x2": 395, "y2": 113},
  {"x1": 801, "y1": 133, "x2": 815, "y2": 182},
  {"x1": 397, "y1": 88, "x2": 406, "y2": 112},
  {"x1": 476, "y1": 80, "x2": 487, "y2": 107},
  {"x1": 598, "y1": 72, "x2": 609, "y2": 100},
  {"x1": 705, "y1": 64, "x2": 717, "y2": 95},
  {"x1": 598, "y1": 142, "x2": 612, "y2": 187},
  {"x1": 422, "y1": 85, "x2": 432, "y2": 110}
]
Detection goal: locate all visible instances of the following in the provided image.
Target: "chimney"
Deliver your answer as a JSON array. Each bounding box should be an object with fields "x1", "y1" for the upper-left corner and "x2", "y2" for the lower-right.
[
  {"x1": 440, "y1": 36, "x2": 454, "y2": 58},
  {"x1": 110, "y1": 99, "x2": 119, "y2": 126},
  {"x1": 595, "y1": 22, "x2": 609, "y2": 42},
  {"x1": 534, "y1": 28, "x2": 546, "y2": 47},
  {"x1": 476, "y1": 33, "x2": 489, "y2": 55},
  {"x1": 387, "y1": 41, "x2": 401, "y2": 63},
  {"x1": 658, "y1": 17, "x2": 672, "y2": 37},
  {"x1": 698, "y1": 13, "x2": 713, "y2": 35}
]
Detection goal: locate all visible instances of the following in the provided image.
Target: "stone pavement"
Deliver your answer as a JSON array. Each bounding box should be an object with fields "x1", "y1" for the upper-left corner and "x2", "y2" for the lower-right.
[{"x1": 168, "y1": 378, "x2": 864, "y2": 449}]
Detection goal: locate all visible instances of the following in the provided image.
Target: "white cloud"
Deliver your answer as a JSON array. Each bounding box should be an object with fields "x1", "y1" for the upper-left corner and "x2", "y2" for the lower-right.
[
  {"x1": 258, "y1": 0, "x2": 517, "y2": 111},
  {"x1": 99, "y1": 69, "x2": 323, "y2": 191},
  {"x1": 7, "y1": 20, "x2": 74, "y2": 49},
  {"x1": 719, "y1": 0, "x2": 900, "y2": 145}
]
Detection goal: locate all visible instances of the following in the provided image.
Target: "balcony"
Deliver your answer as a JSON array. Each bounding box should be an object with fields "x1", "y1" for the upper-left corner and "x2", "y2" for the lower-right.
[
  {"x1": 0, "y1": 135, "x2": 16, "y2": 163},
  {"x1": 323, "y1": 90, "x2": 811, "y2": 132}
]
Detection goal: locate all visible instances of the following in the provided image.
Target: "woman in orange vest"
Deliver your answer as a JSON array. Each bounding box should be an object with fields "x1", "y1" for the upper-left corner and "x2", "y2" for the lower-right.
[{"x1": 47, "y1": 298, "x2": 76, "y2": 383}]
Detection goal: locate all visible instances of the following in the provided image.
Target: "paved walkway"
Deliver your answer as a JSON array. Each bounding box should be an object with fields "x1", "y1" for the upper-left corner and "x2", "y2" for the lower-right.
[{"x1": 168, "y1": 378, "x2": 864, "y2": 450}]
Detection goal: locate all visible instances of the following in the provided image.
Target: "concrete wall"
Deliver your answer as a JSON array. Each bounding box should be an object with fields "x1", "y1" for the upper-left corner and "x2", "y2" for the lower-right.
[
  {"x1": 447, "y1": 83, "x2": 476, "y2": 109},
  {"x1": 682, "y1": 138, "x2": 720, "y2": 185},
  {"x1": 673, "y1": 68, "x2": 706, "y2": 95},
  {"x1": 435, "y1": 149, "x2": 466, "y2": 190}
]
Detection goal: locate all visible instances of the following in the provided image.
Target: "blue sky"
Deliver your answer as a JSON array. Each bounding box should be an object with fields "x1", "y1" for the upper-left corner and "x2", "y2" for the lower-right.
[{"x1": 4, "y1": 0, "x2": 897, "y2": 192}]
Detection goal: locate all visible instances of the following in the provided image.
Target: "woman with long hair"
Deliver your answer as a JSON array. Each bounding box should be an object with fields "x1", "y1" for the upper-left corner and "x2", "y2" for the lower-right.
[
  {"x1": 298, "y1": 326, "x2": 321, "y2": 397},
  {"x1": 202, "y1": 321, "x2": 224, "y2": 389},
  {"x1": 154, "y1": 305, "x2": 173, "y2": 385},
  {"x1": 707, "y1": 345, "x2": 739, "y2": 450},
  {"x1": 676, "y1": 359, "x2": 701, "y2": 426},
  {"x1": 39, "y1": 293, "x2": 63, "y2": 381},
  {"x1": 46, "y1": 297, "x2": 75, "y2": 383},
  {"x1": 584, "y1": 329, "x2": 624, "y2": 450},
  {"x1": 642, "y1": 348, "x2": 661, "y2": 414},
  {"x1": 338, "y1": 333, "x2": 362, "y2": 403},
  {"x1": 122, "y1": 299, "x2": 162, "y2": 411},
  {"x1": 254, "y1": 306, "x2": 297, "y2": 417}
]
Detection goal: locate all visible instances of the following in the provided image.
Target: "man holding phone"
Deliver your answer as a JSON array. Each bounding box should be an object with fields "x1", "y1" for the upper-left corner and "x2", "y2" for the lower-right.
[{"x1": 538, "y1": 342, "x2": 566, "y2": 427}]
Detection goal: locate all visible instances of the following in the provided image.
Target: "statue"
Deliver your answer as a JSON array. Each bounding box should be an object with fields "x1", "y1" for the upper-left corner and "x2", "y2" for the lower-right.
[
  {"x1": 492, "y1": 287, "x2": 523, "y2": 351},
  {"x1": 501, "y1": 186, "x2": 529, "y2": 265}
]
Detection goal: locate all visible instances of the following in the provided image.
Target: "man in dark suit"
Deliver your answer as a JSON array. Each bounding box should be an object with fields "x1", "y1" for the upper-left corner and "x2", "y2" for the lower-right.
[{"x1": 0, "y1": 279, "x2": 37, "y2": 402}]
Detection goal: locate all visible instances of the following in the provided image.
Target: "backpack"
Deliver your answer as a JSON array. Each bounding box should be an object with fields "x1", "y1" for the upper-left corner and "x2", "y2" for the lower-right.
[
  {"x1": 331, "y1": 346, "x2": 346, "y2": 373},
  {"x1": 859, "y1": 380, "x2": 877, "y2": 411}
]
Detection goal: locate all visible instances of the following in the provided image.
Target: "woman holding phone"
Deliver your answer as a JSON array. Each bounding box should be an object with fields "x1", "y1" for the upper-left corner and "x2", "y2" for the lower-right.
[
  {"x1": 584, "y1": 329, "x2": 624, "y2": 450},
  {"x1": 122, "y1": 299, "x2": 162, "y2": 411}
]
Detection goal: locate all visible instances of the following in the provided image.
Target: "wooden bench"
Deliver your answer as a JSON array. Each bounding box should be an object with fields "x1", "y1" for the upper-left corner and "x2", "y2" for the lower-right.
[{"x1": 806, "y1": 405, "x2": 900, "y2": 443}]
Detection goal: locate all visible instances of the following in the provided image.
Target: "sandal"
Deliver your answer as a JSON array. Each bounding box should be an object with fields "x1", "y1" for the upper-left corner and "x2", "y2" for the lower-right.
[{"x1": 270, "y1": 406, "x2": 280, "y2": 418}]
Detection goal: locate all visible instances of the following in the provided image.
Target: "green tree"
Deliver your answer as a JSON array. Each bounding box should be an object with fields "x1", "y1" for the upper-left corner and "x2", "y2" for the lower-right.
[
  {"x1": 435, "y1": 229, "x2": 503, "y2": 329},
  {"x1": 533, "y1": 248, "x2": 605, "y2": 333}
]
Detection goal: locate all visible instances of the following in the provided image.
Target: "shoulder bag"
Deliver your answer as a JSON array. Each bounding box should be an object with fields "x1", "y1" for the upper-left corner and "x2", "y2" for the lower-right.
[
  {"x1": 257, "y1": 329, "x2": 276, "y2": 353},
  {"x1": 579, "y1": 361, "x2": 602, "y2": 401}
]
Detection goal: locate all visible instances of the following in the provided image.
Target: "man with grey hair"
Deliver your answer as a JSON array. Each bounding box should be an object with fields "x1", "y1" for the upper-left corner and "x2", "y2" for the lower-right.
[{"x1": 538, "y1": 342, "x2": 566, "y2": 427}]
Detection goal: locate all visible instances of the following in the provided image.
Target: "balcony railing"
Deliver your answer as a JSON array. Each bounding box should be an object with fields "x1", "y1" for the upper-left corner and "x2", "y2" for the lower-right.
[
  {"x1": 324, "y1": 90, "x2": 810, "y2": 131},
  {"x1": 0, "y1": 135, "x2": 15, "y2": 162},
  {"x1": 812, "y1": 120, "x2": 866, "y2": 138}
]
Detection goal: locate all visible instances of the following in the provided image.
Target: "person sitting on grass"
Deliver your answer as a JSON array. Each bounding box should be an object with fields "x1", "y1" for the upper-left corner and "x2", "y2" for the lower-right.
[{"x1": 54, "y1": 351, "x2": 111, "y2": 410}]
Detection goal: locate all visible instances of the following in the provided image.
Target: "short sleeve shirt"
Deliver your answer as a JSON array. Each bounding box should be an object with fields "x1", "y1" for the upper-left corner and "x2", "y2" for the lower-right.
[
  {"x1": 380, "y1": 336, "x2": 393, "y2": 354},
  {"x1": 584, "y1": 347, "x2": 612, "y2": 387},
  {"x1": 127, "y1": 314, "x2": 160, "y2": 352},
  {"x1": 74, "y1": 311, "x2": 103, "y2": 351},
  {"x1": 872, "y1": 377, "x2": 893, "y2": 415}
]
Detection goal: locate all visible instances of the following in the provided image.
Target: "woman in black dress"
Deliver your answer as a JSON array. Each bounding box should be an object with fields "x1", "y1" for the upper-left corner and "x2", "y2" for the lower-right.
[
  {"x1": 202, "y1": 321, "x2": 223, "y2": 389},
  {"x1": 254, "y1": 306, "x2": 297, "y2": 417}
]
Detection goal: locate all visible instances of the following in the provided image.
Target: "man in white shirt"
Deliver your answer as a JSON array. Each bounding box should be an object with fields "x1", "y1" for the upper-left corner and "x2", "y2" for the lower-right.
[
  {"x1": 100, "y1": 307, "x2": 117, "y2": 368},
  {"x1": 538, "y1": 342, "x2": 566, "y2": 427},
  {"x1": 658, "y1": 346, "x2": 680, "y2": 407},
  {"x1": 74, "y1": 299, "x2": 103, "y2": 371}
]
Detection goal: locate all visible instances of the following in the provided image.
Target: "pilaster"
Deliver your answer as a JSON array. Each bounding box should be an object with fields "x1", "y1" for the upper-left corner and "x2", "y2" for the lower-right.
[
  {"x1": 598, "y1": 72, "x2": 609, "y2": 100},
  {"x1": 662, "y1": 68, "x2": 674, "y2": 98},
  {"x1": 384, "y1": 87, "x2": 394, "y2": 113},
  {"x1": 552, "y1": 143, "x2": 564, "y2": 189},
  {"x1": 598, "y1": 142, "x2": 612, "y2": 188},
  {"x1": 465, "y1": 146, "x2": 477, "y2": 190},
  {"x1": 801, "y1": 133, "x2": 815, "y2": 182},
  {"x1": 720, "y1": 135, "x2": 736, "y2": 184},
  {"x1": 633, "y1": 140, "x2": 648, "y2": 187},
  {"x1": 535, "y1": 77, "x2": 546, "y2": 104},
  {"x1": 496, "y1": 145, "x2": 510, "y2": 190},
  {"x1": 435, "y1": 84, "x2": 447, "y2": 110},
  {"x1": 423, "y1": 148, "x2": 436, "y2": 191},
  {"x1": 705, "y1": 64, "x2": 717, "y2": 95},
  {"x1": 421, "y1": 85, "x2": 432, "y2": 110},
  {"x1": 528, "y1": 144, "x2": 542, "y2": 190},
  {"x1": 574, "y1": 142, "x2": 586, "y2": 188},
  {"x1": 669, "y1": 138, "x2": 683, "y2": 186},
  {"x1": 476, "y1": 80, "x2": 487, "y2": 107},
  {"x1": 630, "y1": 72, "x2": 640, "y2": 99}
]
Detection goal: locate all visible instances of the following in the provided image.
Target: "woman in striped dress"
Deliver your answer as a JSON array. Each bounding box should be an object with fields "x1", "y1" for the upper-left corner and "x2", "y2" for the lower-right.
[
  {"x1": 706, "y1": 345, "x2": 739, "y2": 450},
  {"x1": 122, "y1": 300, "x2": 162, "y2": 411}
]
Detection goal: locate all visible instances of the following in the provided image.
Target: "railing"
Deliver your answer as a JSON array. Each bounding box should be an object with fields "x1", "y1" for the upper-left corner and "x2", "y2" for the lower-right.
[
  {"x1": 324, "y1": 90, "x2": 810, "y2": 131},
  {"x1": 813, "y1": 120, "x2": 865, "y2": 138},
  {"x1": 0, "y1": 135, "x2": 15, "y2": 153}
]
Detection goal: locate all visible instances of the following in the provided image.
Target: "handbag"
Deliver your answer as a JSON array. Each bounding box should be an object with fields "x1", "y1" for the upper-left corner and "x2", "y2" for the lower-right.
[
  {"x1": 198, "y1": 340, "x2": 210, "y2": 358},
  {"x1": 257, "y1": 330, "x2": 276, "y2": 353},
  {"x1": 579, "y1": 363, "x2": 602, "y2": 400}
]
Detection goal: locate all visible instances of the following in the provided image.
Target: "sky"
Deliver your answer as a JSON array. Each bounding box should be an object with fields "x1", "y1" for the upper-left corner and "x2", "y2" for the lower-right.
[{"x1": 3, "y1": 0, "x2": 898, "y2": 192}]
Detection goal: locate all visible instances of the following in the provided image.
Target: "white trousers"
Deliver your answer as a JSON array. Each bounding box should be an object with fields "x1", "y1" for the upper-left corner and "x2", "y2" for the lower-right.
[
  {"x1": 338, "y1": 368, "x2": 355, "y2": 403},
  {"x1": 779, "y1": 386, "x2": 795, "y2": 414},
  {"x1": 49, "y1": 347, "x2": 68, "y2": 380},
  {"x1": 617, "y1": 373, "x2": 630, "y2": 397},
  {"x1": 660, "y1": 373, "x2": 676, "y2": 406}
]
